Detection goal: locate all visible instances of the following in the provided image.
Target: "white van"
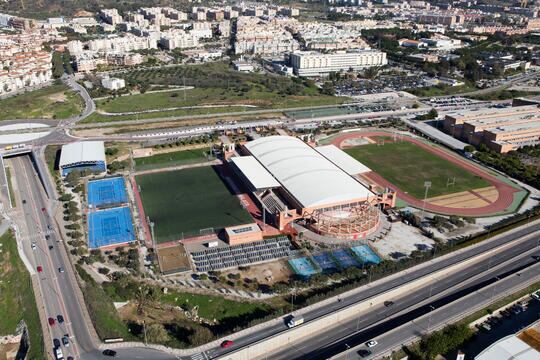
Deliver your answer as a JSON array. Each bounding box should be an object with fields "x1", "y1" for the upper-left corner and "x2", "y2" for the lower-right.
[{"x1": 287, "y1": 316, "x2": 304, "y2": 328}]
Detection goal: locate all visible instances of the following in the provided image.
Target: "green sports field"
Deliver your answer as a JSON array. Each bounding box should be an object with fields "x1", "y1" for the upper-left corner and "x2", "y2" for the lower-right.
[
  {"x1": 135, "y1": 148, "x2": 211, "y2": 171},
  {"x1": 136, "y1": 166, "x2": 253, "y2": 243},
  {"x1": 345, "y1": 141, "x2": 489, "y2": 199}
]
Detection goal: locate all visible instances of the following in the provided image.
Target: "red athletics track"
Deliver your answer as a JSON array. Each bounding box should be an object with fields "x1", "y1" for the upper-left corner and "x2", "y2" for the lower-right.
[{"x1": 330, "y1": 131, "x2": 519, "y2": 217}]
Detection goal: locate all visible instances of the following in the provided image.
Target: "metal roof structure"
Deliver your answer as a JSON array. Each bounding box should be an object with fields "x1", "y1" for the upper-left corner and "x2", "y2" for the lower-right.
[
  {"x1": 59, "y1": 141, "x2": 106, "y2": 168},
  {"x1": 475, "y1": 335, "x2": 539, "y2": 360},
  {"x1": 244, "y1": 136, "x2": 374, "y2": 209},
  {"x1": 315, "y1": 144, "x2": 371, "y2": 175},
  {"x1": 230, "y1": 156, "x2": 280, "y2": 190}
]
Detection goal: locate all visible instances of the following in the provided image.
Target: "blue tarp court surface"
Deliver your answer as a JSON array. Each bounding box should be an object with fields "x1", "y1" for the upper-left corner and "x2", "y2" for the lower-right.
[
  {"x1": 87, "y1": 177, "x2": 127, "y2": 208},
  {"x1": 88, "y1": 206, "x2": 135, "y2": 248},
  {"x1": 312, "y1": 253, "x2": 339, "y2": 272},
  {"x1": 289, "y1": 257, "x2": 319, "y2": 277},
  {"x1": 332, "y1": 249, "x2": 359, "y2": 268},
  {"x1": 351, "y1": 245, "x2": 382, "y2": 265}
]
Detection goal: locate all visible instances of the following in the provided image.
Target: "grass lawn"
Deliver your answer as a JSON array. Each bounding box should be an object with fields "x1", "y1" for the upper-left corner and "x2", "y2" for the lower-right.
[
  {"x1": 84, "y1": 105, "x2": 252, "y2": 123},
  {"x1": 135, "y1": 147, "x2": 211, "y2": 171},
  {"x1": 5, "y1": 167, "x2": 16, "y2": 208},
  {"x1": 44, "y1": 145, "x2": 61, "y2": 177},
  {"x1": 0, "y1": 84, "x2": 84, "y2": 120},
  {"x1": 0, "y1": 230, "x2": 44, "y2": 359},
  {"x1": 75, "y1": 265, "x2": 134, "y2": 340},
  {"x1": 345, "y1": 141, "x2": 489, "y2": 199},
  {"x1": 95, "y1": 87, "x2": 344, "y2": 115},
  {"x1": 407, "y1": 84, "x2": 476, "y2": 97},
  {"x1": 160, "y1": 290, "x2": 273, "y2": 321},
  {"x1": 136, "y1": 166, "x2": 253, "y2": 242}
]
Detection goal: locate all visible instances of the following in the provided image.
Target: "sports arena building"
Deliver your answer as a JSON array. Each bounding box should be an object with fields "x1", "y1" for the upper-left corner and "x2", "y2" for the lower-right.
[
  {"x1": 230, "y1": 136, "x2": 396, "y2": 240},
  {"x1": 59, "y1": 141, "x2": 106, "y2": 177}
]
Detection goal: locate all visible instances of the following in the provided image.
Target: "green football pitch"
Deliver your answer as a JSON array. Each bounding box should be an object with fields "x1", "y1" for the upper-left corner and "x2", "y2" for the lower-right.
[
  {"x1": 134, "y1": 147, "x2": 211, "y2": 171},
  {"x1": 345, "y1": 141, "x2": 489, "y2": 199},
  {"x1": 136, "y1": 166, "x2": 253, "y2": 243}
]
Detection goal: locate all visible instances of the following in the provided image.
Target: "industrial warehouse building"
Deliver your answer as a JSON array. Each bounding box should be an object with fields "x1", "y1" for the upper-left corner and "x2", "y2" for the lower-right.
[
  {"x1": 290, "y1": 50, "x2": 388, "y2": 77},
  {"x1": 443, "y1": 105, "x2": 540, "y2": 153},
  {"x1": 231, "y1": 136, "x2": 395, "y2": 240},
  {"x1": 59, "y1": 141, "x2": 106, "y2": 176}
]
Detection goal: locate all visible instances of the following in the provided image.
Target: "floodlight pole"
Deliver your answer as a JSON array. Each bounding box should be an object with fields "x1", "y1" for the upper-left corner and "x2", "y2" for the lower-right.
[
  {"x1": 420, "y1": 181, "x2": 431, "y2": 220},
  {"x1": 149, "y1": 221, "x2": 156, "y2": 249}
]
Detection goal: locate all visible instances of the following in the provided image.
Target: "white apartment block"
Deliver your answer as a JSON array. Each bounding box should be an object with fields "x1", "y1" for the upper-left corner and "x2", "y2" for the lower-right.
[
  {"x1": 87, "y1": 35, "x2": 157, "y2": 52},
  {"x1": 159, "y1": 31, "x2": 199, "y2": 49},
  {"x1": 102, "y1": 77, "x2": 125, "y2": 90},
  {"x1": 234, "y1": 16, "x2": 300, "y2": 55},
  {"x1": 100, "y1": 9, "x2": 123, "y2": 26},
  {"x1": 290, "y1": 50, "x2": 388, "y2": 77},
  {"x1": 66, "y1": 40, "x2": 84, "y2": 55},
  {"x1": 0, "y1": 50, "x2": 52, "y2": 95}
]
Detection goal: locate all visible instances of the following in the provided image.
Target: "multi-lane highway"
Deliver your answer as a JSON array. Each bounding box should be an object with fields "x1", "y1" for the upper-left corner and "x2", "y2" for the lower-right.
[
  {"x1": 6, "y1": 154, "x2": 182, "y2": 360},
  {"x1": 267, "y1": 237, "x2": 540, "y2": 360},
  {"x1": 194, "y1": 223, "x2": 540, "y2": 360},
  {"x1": 333, "y1": 261, "x2": 540, "y2": 360},
  {"x1": 7, "y1": 155, "x2": 97, "y2": 359}
]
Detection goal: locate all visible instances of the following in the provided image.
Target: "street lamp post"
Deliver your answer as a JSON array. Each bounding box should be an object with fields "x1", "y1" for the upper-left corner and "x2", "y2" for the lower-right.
[{"x1": 421, "y1": 181, "x2": 432, "y2": 220}]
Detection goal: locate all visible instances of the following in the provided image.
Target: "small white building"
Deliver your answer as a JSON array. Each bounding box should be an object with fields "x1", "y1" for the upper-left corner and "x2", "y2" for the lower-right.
[
  {"x1": 101, "y1": 77, "x2": 126, "y2": 90},
  {"x1": 233, "y1": 60, "x2": 254, "y2": 72}
]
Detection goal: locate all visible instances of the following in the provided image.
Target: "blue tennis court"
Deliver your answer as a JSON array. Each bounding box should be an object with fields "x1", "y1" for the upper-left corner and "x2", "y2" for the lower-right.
[
  {"x1": 289, "y1": 257, "x2": 319, "y2": 277},
  {"x1": 332, "y1": 249, "x2": 359, "y2": 268},
  {"x1": 88, "y1": 207, "x2": 135, "y2": 248},
  {"x1": 313, "y1": 253, "x2": 338, "y2": 272},
  {"x1": 87, "y1": 177, "x2": 127, "y2": 208},
  {"x1": 351, "y1": 245, "x2": 382, "y2": 265}
]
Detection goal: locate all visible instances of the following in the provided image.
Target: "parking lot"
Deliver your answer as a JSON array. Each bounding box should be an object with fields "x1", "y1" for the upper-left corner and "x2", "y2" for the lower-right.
[
  {"x1": 333, "y1": 75, "x2": 431, "y2": 96},
  {"x1": 446, "y1": 294, "x2": 540, "y2": 359}
]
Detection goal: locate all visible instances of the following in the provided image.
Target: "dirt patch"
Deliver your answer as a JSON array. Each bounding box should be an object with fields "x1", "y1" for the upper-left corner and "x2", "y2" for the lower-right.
[
  {"x1": 118, "y1": 302, "x2": 185, "y2": 325},
  {"x1": 0, "y1": 342, "x2": 20, "y2": 360},
  {"x1": 223, "y1": 259, "x2": 292, "y2": 285},
  {"x1": 157, "y1": 244, "x2": 192, "y2": 274},
  {"x1": 48, "y1": 92, "x2": 67, "y2": 103}
]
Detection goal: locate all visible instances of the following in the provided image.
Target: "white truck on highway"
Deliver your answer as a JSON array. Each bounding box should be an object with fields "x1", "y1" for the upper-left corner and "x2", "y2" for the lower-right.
[
  {"x1": 55, "y1": 347, "x2": 64, "y2": 360},
  {"x1": 287, "y1": 316, "x2": 304, "y2": 328}
]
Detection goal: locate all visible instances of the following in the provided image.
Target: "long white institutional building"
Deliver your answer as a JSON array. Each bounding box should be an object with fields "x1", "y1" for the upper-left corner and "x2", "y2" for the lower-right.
[{"x1": 290, "y1": 50, "x2": 387, "y2": 76}]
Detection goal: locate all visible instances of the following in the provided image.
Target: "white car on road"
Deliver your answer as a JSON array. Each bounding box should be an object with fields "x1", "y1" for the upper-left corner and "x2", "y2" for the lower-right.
[{"x1": 366, "y1": 340, "x2": 378, "y2": 348}]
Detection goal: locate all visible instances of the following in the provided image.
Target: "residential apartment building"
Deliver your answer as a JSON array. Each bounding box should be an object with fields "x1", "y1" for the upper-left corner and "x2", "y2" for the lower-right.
[
  {"x1": 100, "y1": 9, "x2": 123, "y2": 26},
  {"x1": 234, "y1": 16, "x2": 299, "y2": 55},
  {"x1": 0, "y1": 50, "x2": 52, "y2": 95},
  {"x1": 159, "y1": 31, "x2": 199, "y2": 49},
  {"x1": 417, "y1": 14, "x2": 464, "y2": 27},
  {"x1": 87, "y1": 35, "x2": 157, "y2": 52},
  {"x1": 290, "y1": 50, "x2": 387, "y2": 76}
]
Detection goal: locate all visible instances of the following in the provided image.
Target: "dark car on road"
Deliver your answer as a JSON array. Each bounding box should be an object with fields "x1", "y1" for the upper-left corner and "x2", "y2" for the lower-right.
[
  {"x1": 102, "y1": 349, "x2": 117, "y2": 357},
  {"x1": 57, "y1": 315, "x2": 64, "y2": 324},
  {"x1": 53, "y1": 338, "x2": 60, "y2": 348},
  {"x1": 358, "y1": 349, "x2": 372, "y2": 357},
  {"x1": 48, "y1": 317, "x2": 55, "y2": 326}
]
